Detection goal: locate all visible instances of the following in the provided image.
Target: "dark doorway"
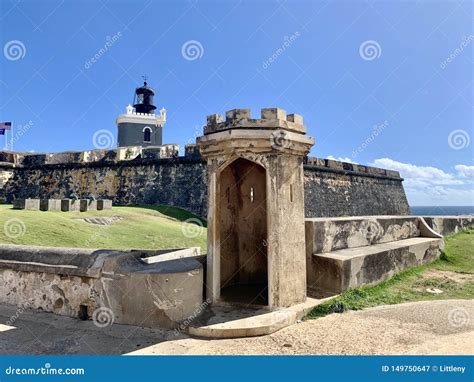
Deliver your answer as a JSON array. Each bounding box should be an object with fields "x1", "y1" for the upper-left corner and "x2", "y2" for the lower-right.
[{"x1": 218, "y1": 158, "x2": 268, "y2": 305}]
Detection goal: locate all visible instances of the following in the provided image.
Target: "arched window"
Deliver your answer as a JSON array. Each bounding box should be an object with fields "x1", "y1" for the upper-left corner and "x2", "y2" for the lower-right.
[{"x1": 143, "y1": 127, "x2": 152, "y2": 142}]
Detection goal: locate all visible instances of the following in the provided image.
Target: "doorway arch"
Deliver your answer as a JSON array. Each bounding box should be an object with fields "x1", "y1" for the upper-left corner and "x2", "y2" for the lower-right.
[{"x1": 218, "y1": 157, "x2": 268, "y2": 305}]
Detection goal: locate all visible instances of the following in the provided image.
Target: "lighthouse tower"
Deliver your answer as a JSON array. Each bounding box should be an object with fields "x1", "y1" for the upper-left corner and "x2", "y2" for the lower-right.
[{"x1": 116, "y1": 81, "x2": 166, "y2": 147}]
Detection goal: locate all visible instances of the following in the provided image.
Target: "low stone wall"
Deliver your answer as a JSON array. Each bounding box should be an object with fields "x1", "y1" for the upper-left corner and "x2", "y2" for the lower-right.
[
  {"x1": 0, "y1": 147, "x2": 410, "y2": 218},
  {"x1": 13, "y1": 198, "x2": 112, "y2": 212},
  {"x1": 420, "y1": 216, "x2": 474, "y2": 236},
  {"x1": 0, "y1": 245, "x2": 204, "y2": 328}
]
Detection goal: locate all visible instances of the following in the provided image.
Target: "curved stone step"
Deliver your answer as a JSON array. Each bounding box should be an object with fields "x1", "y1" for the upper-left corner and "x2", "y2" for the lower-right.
[{"x1": 188, "y1": 297, "x2": 329, "y2": 339}]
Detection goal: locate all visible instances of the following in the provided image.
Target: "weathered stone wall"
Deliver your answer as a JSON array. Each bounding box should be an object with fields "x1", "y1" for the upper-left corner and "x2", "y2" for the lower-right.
[
  {"x1": 0, "y1": 147, "x2": 410, "y2": 218},
  {"x1": 303, "y1": 158, "x2": 411, "y2": 218}
]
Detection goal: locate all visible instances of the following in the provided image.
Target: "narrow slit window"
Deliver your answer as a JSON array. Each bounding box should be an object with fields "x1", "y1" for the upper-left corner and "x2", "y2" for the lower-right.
[
  {"x1": 290, "y1": 184, "x2": 293, "y2": 202},
  {"x1": 250, "y1": 187, "x2": 254, "y2": 203}
]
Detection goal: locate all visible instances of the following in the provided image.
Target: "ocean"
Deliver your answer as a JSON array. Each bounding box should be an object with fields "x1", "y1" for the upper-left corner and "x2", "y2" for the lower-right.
[{"x1": 410, "y1": 206, "x2": 474, "y2": 216}]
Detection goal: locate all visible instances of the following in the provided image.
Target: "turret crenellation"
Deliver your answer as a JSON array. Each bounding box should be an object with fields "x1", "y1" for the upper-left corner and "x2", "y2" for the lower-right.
[{"x1": 203, "y1": 107, "x2": 306, "y2": 135}]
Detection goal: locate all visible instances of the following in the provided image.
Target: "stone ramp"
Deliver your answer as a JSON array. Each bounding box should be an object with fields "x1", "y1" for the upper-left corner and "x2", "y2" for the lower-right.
[
  {"x1": 306, "y1": 216, "x2": 444, "y2": 296},
  {"x1": 188, "y1": 297, "x2": 330, "y2": 339}
]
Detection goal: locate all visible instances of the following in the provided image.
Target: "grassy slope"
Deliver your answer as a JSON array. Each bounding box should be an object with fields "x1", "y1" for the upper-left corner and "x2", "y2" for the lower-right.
[
  {"x1": 307, "y1": 227, "x2": 474, "y2": 319},
  {"x1": 0, "y1": 204, "x2": 207, "y2": 250}
]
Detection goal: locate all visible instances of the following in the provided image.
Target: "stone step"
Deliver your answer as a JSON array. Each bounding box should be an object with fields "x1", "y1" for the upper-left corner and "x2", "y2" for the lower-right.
[
  {"x1": 309, "y1": 237, "x2": 443, "y2": 295},
  {"x1": 188, "y1": 297, "x2": 331, "y2": 339}
]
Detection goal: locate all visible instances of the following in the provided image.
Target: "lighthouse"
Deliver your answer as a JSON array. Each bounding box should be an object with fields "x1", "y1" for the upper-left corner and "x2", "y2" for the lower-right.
[{"x1": 116, "y1": 81, "x2": 166, "y2": 147}]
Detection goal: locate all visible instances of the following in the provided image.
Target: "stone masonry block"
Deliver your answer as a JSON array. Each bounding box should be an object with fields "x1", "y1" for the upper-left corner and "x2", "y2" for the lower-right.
[
  {"x1": 13, "y1": 198, "x2": 40, "y2": 210},
  {"x1": 261, "y1": 108, "x2": 287, "y2": 120},
  {"x1": 97, "y1": 200, "x2": 112, "y2": 210},
  {"x1": 207, "y1": 114, "x2": 224, "y2": 126},
  {"x1": 61, "y1": 199, "x2": 80, "y2": 212},
  {"x1": 287, "y1": 114, "x2": 303, "y2": 124},
  {"x1": 40, "y1": 199, "x2": 62, "y2": 211},
  {"x1": 225, "y1": 109, "x2": 251, "y2": 122}
]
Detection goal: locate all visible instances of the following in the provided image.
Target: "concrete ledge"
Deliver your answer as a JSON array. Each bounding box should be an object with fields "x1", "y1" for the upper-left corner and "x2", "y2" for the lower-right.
[{"x1": 0, "y1": 245, "x2": 204, "y2": 329}]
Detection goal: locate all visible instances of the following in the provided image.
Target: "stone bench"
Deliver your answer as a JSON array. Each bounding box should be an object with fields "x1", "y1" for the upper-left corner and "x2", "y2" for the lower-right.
[{"x1": 305, "y1": 216, "x2": 445, "y2": 297}]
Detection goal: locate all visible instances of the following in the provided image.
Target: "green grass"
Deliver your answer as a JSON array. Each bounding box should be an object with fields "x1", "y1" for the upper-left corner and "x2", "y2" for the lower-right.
[
  {"x1": 0, "y1": 204, "x2": 207, "y2": 251},
  {"x1": 307, "y1": 227, "x2": 474, "y2": 319}
]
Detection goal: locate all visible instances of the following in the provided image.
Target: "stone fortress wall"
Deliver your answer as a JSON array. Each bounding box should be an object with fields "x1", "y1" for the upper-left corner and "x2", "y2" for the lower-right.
[{"x1": 0, "y1": 142, "x2": 410, "y2": 218}]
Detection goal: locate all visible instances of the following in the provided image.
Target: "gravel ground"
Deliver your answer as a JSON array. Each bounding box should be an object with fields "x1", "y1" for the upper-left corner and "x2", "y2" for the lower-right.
[
  {"x1": 1, "y1": 300, "x2": 472, "y2": 355},
  {"x1": 133, "y1": 299, "x2": 474, "y2": 355}
]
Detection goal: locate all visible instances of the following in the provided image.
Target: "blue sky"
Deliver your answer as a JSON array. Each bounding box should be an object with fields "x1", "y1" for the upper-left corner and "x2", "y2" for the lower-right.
[{"x1": 0, "y1": 0, "x2": 472, "y2": 206}]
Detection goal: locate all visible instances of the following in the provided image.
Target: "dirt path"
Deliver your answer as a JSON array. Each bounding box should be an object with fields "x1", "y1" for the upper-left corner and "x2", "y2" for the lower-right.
[
  {"x1": 131, "y1": 299, "x2": 474, "y2": 355},
  {"x1": 1, "y1": 300, "x2": 472, "y2": 355}
]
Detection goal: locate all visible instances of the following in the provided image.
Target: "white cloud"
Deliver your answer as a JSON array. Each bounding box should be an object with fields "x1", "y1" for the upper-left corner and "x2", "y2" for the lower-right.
[
  {"x1": 327, "y1": 155, "x2": 357, "y2": 164},
  {"x1": 455, "y1": 164, "x2": 474, "y2": 178},
  {"x1": 371, "y1": 158, "x2": 474, "y2": 206},
  {"x1": 372, "y1": 158, "x2": 463, "y2": 186}
]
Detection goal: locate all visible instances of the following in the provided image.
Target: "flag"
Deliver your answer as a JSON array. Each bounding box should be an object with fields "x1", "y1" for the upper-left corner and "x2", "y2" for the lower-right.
[
  {"x1": 0, "y1": 122, "x2": 11, "y2": 130},
  {"x1": 0, "y1": 129, "x2": 5, "y2": 135}
]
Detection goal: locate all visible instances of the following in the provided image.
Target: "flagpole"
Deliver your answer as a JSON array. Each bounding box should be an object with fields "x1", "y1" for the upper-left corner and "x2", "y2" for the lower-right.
[{"x1": 10, "y1": 122, "x2": 13, "y2": 151}]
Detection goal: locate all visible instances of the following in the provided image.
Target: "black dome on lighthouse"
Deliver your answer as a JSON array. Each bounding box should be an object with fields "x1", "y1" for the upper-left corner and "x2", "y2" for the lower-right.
[{"x1": 133, "y1": 81, "x2": 157, "y2": 114}]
